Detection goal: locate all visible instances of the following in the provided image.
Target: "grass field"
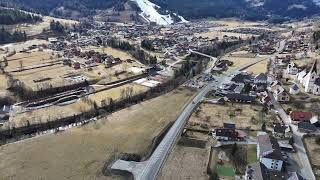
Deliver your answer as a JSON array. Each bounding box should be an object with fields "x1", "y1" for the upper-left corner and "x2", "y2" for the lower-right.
[
  {"x1": 158, "y1": 145, "x2": 209, "y2": 180},
  {"x1": 247, "y1": 145, "x2": 258, "y2": 164},
  {"x1": 246, "y1": 60, "x2": 269, "y2": 75},
  {"x1": 216, "y1": 165, "x2": 235, "y2": 177},
  {"x1": 223, "y1": 55, "x2": 265, "y2": 73},
  {"x1": 0, "y1": 87, "x2": 196, "y2": 180},
  {"x1": 189, "y1": 103, "x2": 271, "y2": 130},
  {"x1": 88, "y1": 84, "x2": 149, "y2": 106}
]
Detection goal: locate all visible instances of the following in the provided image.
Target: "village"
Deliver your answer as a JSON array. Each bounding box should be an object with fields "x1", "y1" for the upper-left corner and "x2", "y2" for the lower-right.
[{"x1": 0, "y1": 10, "x2": 320, "y2": 180}]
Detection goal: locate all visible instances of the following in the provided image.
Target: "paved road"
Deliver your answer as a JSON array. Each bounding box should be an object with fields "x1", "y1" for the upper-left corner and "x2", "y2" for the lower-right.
[
  {"x1": 111, "y1": 58, "x2": 265, "y2": 180},
  {"x1": 267, "y1": 57, "x2": 315, "y2": 180}
]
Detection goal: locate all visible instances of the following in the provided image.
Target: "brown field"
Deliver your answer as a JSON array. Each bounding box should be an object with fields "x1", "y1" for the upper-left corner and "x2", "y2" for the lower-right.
[
  {"x1": 223, "y1": 56, "x2": 265, "y2": 73},
  {"x1": 0, "y1": 87, "x2": 196, "y2": 180},
  {"x1": 88, "y1": 84, "x2": 149, "y2": 106},
  {"x1": 158, "y1": 145, "x2": 209, "y2": 180},
  {"x1": 304, "y1": 136, "x2": 320, "y2": 179},
  {"x1": 0, "y1": 75, "x2": 9, "y2": 96},
  {"x1": 189, "y1": 103, "x2": 273, "y2": 130},
  {"x1": 246, "y1": 60, "x2": 269, "y2": 75},
  {"x1": 6, "y1": 50, "x2": 60, "y2": 69}
]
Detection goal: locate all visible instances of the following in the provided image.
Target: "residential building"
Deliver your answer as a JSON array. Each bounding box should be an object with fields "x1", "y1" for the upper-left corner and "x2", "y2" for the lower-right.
[
  {"x1": 289, "y1": 84, "x2": 300, "y2": 95},
  {"x1": 272, "y1": 123, "x2": 291, "y2": 138},
  {"x1": 213, "y1": 128, "x2": 246, "y2": 141},
  {"x1": 257, "y1": 135, "x2": 284, "y2": 171},
  {"x1": 287, "y1": 62, "x2": 299, "y2": 75},
  {"x1": 289, "y1": 111, "x2": 313, "y2": 123}
]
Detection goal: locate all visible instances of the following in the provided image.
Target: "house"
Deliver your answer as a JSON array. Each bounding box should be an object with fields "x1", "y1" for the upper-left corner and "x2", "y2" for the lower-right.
[
  {"x1": 272, "y1": 123, "x2": 291, "y2": 138},
  {"x1": 273, "y1": 86, "x2": 290, "y2": 102},
  {"x1": 73, "y1": 62, "x2": 81, "y2": 69},
  {"x1": 213, "y1": 128, "x2": 247, "y2": 141},
  {"x1": 289, "y1": 84, "x2": 300, "y2": 95},
  {"x1": 245, "y1": 162, "x2": 286, "y2": 180},
  {"x1": 254, "y1": 73, "x2": 268, "y2": 84},
  {"x1": 289, "y1": 111, "x2": 313, "y2": 122},
  {"x1": 287, "y1": 62, "x2": 299, "y2": 75},
  {"x1": 231, "y1": 72, "x2": 253, "y2": 84},
  {"x1": 257, "y1": 135, "x2": 284, "y2": 171},
  {"x1": 223, "y1": 123, "x2": 236, "y2": 129},
  {"x1": 298, "y1": 122, "x2": 317, "y2": 133},
  {"x1": 253, "y1": 73, "x2": 268, "y2": 92}
]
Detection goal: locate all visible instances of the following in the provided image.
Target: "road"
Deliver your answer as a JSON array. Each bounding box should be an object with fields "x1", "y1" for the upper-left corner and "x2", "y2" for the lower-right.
[
  {"x1": 111, "y1": 57, "x2": 265, "y2": 180},
  {"x1": 267, "y1": 55, "x2": 316, "y2": 180}
]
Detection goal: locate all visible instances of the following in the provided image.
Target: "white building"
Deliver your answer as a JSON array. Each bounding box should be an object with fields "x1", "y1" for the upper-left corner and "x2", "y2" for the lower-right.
[
  {"x1": 257, "y1": 135, "x2": 284, "y2": 171},
  {"x1": 286, "y1": 62, "x2": 299, "y2": 75},
  {"x1": 301, "y1": 60, "x2": 320, "y2": 95}
]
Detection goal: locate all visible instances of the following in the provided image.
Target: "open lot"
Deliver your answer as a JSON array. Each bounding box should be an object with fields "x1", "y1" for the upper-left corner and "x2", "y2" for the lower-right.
[
  {"x1": 304, "y1": 136, "x2": 320, "y2": 179},
  {"x1": 158, "y1": 145, "x2": 209, "y2": 180},
  {"x1": 0, "y1": 87, "x2": 196, "y2": 180},
  {"x1": 188, "y1": 103, "x2": 273, "y2": 130},
  {"x1": 222, "y1": 55, "x2": 265, "y2": 73},
  {"x1": 246, "y1": 60, "x2": 269, "y2": 75}
]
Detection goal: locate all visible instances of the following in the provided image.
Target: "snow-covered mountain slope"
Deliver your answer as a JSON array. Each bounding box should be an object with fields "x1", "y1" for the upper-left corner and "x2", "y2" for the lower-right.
[
  {"x1": 245, "y1": 0, "x2": 265, "y2": 7},
  {"x1": 130, "y1": 0, "x2": 188, "y2": 25},
  {"x1": 313, "y1": 0, "x2": 320, "y2": 6}
]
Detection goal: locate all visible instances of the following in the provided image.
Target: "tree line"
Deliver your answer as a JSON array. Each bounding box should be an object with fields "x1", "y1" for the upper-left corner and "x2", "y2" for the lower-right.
[
  {"x1": 0, "y1": 27, "x2": 27, "y2": 44},
  {"x1": 107, "y1": 37, "x2": 158, "y2": 65},
  {"x1": 0, "y1": 8, "x2": 42, "y2": 25}
]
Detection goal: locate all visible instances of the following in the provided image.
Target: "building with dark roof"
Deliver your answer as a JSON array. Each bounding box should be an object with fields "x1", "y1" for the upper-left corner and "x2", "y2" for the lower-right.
[
  {"x1": 257, "y1": 135, "x2": 284, "y2": 171},
  {"x1": 273, "y1": 123, "x2": 291, "y2": 138},
  {"x1": 298, "y1": 122, "x2": 317, "y2": 133}
]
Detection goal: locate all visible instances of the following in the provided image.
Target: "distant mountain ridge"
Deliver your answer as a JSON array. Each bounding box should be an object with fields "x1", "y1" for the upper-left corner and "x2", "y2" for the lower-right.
[
  {"x1": 1, "y1": 0, "x2": 320, "y2": 23},
  {"x1": 151, "y1": 0, "x2": 320, "y2": 22}
]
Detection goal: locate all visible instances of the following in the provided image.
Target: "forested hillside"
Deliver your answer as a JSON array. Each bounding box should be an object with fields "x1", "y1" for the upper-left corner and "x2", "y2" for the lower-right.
[
  {"x1": 151, "y1": 0, "x2": 320, "y2": 22},
  {"x1": 0, "y1": 0, "x2": 125, "y2": 17},
  {"x1": 0, "y1": 8, "x2": 42, "y2": 25}
]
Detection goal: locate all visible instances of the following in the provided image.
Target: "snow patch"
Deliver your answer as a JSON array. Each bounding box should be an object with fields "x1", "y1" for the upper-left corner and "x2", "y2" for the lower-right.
[
  {"x1": 313, "y1": 0, "x2": 320, "y2": 6},
  {"x1": 245, "y1": 0, "x2": 265, "y2": 7},
  {"x1": 288, "y1": 4, "x2": 307, "y2": 10},
  {"x1": 131, "y1": 0, "x2": 188, "y2": 25}
]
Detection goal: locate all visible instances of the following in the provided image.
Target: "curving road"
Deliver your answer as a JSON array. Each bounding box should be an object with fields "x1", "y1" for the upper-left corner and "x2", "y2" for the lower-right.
[{"x1": 111, "y1": 58, "x2": 265, "y2": 180}]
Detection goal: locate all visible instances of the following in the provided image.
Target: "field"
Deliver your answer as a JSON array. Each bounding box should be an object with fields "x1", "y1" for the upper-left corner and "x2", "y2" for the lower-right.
[
  {"x1": 5, "y1": 49, "x2": 140, "y2": 90},
  {"x1": 304, "y1": 136, "x2": 320, "y2": 179},
  {"x1": 158, "y1": 145, "x2": 209, "y2": 180},
  {"x1": 4, "y1": 83, "x2": 149, "y2": 128},
  {"x1": 246, "y1": 60, "x2": 269, "y2": 75},
  {"x1": 0, "y1": 87, "x2": 196, "y2": 180},
  {"x1": 222, "y1": 55, "x2": 266, "y2": 73},
  {"x1": 188, "y1": 103, "x2": 273, "y2": 130},
  {"x1": 86, "y1": 46, "x2": 137, "y2": 61},
  {"x1": 88, "y1": 84, "x2": 149, "y2": 106}
]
